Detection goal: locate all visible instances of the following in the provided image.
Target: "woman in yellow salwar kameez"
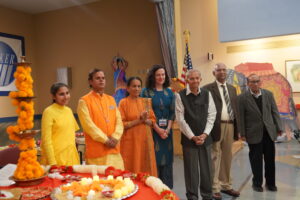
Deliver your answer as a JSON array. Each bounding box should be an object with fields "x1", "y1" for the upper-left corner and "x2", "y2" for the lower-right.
[
  {"x1": 41, "y1": 83, "x2": 80, "y2": 166},
  {"x1": 119, "y1": 77, "x2": 157, "y2": 177}
]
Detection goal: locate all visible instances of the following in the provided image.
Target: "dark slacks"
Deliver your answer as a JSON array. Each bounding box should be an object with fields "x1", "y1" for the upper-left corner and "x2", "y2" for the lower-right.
[
  {"x1": 157, "y1": 163, "x2": 173, "y2": 189},
  {"x1": 248, "y1": 130, "x2": 276, "y2": 187},
  {"x1": 183, "y1": 145, "x2": 212, "y2": 200}
]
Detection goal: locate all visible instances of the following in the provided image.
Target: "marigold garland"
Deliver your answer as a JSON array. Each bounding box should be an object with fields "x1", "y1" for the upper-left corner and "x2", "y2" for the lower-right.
[
  {"x1": 6, "y1": 58, "x2": 44, "y2": 180},
  {"x1": 160, "y1": 190, "x2": 177, "y2": 200}
]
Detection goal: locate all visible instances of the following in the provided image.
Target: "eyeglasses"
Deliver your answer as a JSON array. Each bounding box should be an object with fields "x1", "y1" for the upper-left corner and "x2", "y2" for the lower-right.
[{"x1": 249, "y1": 80, "x2": 260, "y2": 84}]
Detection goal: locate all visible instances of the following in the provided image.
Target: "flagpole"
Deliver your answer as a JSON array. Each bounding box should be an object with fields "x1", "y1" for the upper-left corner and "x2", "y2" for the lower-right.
[{"x1": 183, "y1": 30, "x2": 190, "y2": 46}]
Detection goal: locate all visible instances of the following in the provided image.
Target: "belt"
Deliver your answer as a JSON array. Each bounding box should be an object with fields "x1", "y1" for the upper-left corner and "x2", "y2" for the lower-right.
[{"x1": 221, "y1": 120, "x2": 234, "y2": 124}]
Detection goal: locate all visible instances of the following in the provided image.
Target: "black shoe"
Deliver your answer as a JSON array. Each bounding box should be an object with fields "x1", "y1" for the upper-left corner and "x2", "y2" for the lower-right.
[
  {"x1": 266, "y1": 185, "x2": 277, "y2": 191},
  {"x1": 252, "y1": 185, "x2": 263, "y2": 192}
]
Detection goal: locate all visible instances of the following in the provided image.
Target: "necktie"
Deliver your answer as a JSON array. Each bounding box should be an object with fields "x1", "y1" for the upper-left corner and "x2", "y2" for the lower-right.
[{"x1": 221, "y1": 85, "x2": 234, "y2": 120}]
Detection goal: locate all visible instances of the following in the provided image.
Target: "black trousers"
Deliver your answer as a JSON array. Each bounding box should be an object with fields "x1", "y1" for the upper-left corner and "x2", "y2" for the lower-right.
[{"x1": 248, "y1": 130, "x2": 276, "y2": 187}]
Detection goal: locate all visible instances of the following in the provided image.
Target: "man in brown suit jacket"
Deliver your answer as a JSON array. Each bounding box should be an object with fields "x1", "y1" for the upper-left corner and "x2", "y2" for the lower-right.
[{"x1": 203, "y1": 63, "x2": 240, "y2": 200}]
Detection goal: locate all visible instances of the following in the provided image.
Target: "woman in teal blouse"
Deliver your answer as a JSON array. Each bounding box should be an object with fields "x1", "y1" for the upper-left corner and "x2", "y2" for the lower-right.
[{"x1": 141, "y1": 64, "x2": 175, "y2": 188}]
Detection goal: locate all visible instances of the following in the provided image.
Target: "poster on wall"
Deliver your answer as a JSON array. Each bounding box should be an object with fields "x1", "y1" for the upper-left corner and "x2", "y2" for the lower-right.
[
  {"x1": 286, "y1": 60, "x2": 300, "y2": 93},
  {"x1": 0, "y1": 32, "x2": 25, "y2": 96}
]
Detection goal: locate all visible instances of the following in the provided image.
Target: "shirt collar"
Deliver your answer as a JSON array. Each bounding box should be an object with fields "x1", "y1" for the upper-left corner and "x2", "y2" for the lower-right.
[
  {"x1": 91, "y1": 90, "x2": 104, "y2": 96},
  {"x1": 216, "y1": 80, "x2": 227, "y2": 88},
  {"x1": 249, "y1": 89, "x2": 262, "y2": 98},
  {"x1": 186, "y1": 84, "x2": 201, "y2": 95}
]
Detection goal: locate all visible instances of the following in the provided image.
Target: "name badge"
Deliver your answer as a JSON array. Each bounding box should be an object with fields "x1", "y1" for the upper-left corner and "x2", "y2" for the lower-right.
[
  {"x1": 159, "y1": 119, "x2": 167, "y2": 127},
  {"x1": 109, "y1": 105, "x2": 115, "y2": 110}
]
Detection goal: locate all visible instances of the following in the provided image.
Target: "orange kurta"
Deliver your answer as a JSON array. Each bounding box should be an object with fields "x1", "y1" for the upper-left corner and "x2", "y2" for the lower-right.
[
  {"x1": 119, "y1": 97, "x2": 157, "y2": 176},
  {"x1": 77, "y1": 91, "x2": 124, "y2": 169}
]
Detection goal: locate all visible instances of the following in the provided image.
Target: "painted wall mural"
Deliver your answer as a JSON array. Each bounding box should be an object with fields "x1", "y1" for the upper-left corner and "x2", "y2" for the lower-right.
[{"x1": 111, "y1": 56, "x2": 128, "y2": 105}]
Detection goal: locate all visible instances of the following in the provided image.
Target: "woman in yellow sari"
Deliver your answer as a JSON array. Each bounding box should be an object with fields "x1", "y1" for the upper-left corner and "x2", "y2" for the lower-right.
[
  {"x1": 119, "y1": 77, "x2": 157, "y2": 176},
  {"x1": 41, "y1": 83, "x2": 80, "y2": 166}
]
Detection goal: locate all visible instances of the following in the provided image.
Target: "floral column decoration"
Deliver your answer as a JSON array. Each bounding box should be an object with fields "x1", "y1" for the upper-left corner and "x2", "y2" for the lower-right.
[{"x1": 6, "y1": 56, "x2": 44, "y2": 181}]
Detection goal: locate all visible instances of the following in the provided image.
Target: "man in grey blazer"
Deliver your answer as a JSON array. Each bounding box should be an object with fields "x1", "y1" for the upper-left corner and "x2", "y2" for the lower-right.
[
  {"x1": 203, "y1": 63, "x2": 240, "y2": 200},
  {"x1": 238, "y1": 74, "x2": 283, "y2": 192}
]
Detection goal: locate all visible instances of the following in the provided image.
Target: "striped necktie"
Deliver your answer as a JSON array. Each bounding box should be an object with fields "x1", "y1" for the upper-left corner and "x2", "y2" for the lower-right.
[{"x1": 221, "y1": 85, "x2": 234, "y2": 120}]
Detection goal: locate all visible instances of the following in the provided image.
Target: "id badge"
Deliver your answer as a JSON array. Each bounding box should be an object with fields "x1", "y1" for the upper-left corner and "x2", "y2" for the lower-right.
[{"x1": 159, "y1": 119, "x2": 167, "y2": 127}]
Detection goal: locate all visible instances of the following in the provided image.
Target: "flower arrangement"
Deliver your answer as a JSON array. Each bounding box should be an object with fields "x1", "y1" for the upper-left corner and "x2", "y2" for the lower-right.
[
  {"x1": 5, "y1": 57, "x2": 44, "y2": 181},
  {"x1": 49, "y1": 165, "x2": 178, "y2": 199},
  {"x1": 10, "y1": 64, "x2": 34, "y2": 97},
  {"x1": 170, "y1": 77, "x2": 185, "y2": 93},
  {"x1": 98, "y1": 166, "x2": 177, "y2": 200},
  {"x1": 6, "y1": 63, "x2": 35, "y2": 141},
  {"x1": 13, "y1": 148, "x2": 44, "y2": 180}
]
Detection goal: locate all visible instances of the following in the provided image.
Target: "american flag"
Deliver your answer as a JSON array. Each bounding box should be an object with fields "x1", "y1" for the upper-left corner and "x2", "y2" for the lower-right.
[{"x1": 179, "y1": 42, "x2": 193, "y2": 86}]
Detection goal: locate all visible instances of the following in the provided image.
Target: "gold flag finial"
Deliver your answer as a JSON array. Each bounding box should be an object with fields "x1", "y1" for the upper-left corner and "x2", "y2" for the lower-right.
[{"x1": 183, "y1": 30, "x2": 191, "y2": 43}]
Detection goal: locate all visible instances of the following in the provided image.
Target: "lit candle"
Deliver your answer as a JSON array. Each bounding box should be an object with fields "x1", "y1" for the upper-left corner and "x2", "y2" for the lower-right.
[
  {"x1": 87, "y1": 190, "x2": 95, "y2": 196},
  {"x1": 80, "y1": 178, "x2": 88, "y2": 185},
  {"x1": 93, "y1": 175, "x2": 100, "y2": 181},
  {"x1": 113, "y1": 189, "x2": 122, "y2": 198}
]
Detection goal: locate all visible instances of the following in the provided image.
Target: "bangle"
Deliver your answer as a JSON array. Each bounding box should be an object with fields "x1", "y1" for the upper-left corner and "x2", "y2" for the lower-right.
[{"x1": 148, "y1": 120, "x2": 153, "y2": 127}]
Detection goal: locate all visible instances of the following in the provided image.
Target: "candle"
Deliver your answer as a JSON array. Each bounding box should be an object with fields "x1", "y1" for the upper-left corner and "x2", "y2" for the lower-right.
[{"x1": 92, "y1": 175, "x2": 100, "y2": 181}]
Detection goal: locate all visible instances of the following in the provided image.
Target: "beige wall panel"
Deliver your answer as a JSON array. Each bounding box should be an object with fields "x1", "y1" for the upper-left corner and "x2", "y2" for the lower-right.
[
  {"x1": 0, "y1": 6, "x2": 35, "y2": 118},
  {"x1": 34, "y1": 0, "x2": 162, "y2": 114}
]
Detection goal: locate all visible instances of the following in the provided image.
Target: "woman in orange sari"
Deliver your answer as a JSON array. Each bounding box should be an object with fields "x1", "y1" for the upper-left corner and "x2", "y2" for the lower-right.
[{"x1": 119, "y1": 77, "x2": 157, "y2": 176}]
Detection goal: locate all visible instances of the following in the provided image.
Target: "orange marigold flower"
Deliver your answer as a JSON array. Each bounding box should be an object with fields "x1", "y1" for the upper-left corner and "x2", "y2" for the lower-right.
[
  {"x1": 18, "y1": 91, "x2": 27, "y2": 97},
  {"x1": 27, "y1": 90, "x2": 34, "y2": 97},
  {"x1": 35, "y1": 169, "x2": 43, "y2": 177},
  {"x1": 25, "y1": 164, "x2": 33, "y2": 171},
  {"x1": 6, "y1": 126, "x2": 14, "y2": 134},
  {"x1": 9, "y1": 91, "x2": 18, "y2": 98},
  {"x1": 26, "y1": 171, "x2": 34, "y2": 179},
  {"x1": 18, "y1": 124, "x2": 26, "y2": 131},
  {"x1": 19, "y1": 101, "x2": 27, "y2": 108},
  {"x1": 16, "y1": 66, "x2": 25, "y2": 73},
  {"x1": 16, "y1": 74, "x2": 26, "y2": 81},
  {"x1": 25, "y1": 122, "x2": 34, "y2": 130},
  {"x1": 13, "y1": 126, "x2": 20, "y2": 133},
  {"x1": 25, "y1": 67, "x2": 32, "y2": 73},
  {"x1": 19, "y1": 111, "x2": 27, "y2": 119},
  {"x1": 20, "y1": 81, "x2": 28, "y2": 88}
]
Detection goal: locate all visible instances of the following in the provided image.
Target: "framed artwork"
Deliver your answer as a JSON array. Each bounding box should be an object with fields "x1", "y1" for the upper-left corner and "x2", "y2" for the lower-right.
[
  {"x1": 285, "y1": 60, "x2": 300, "y2": 93},
  {"x1": 0, "y1": 32, "x2": 25, "y2": 96}
]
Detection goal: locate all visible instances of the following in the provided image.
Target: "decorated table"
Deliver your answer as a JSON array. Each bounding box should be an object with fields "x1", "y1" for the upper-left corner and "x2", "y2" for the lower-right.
[{"x1": 0, "y1": 165, "x2": 179, "y2": 200}]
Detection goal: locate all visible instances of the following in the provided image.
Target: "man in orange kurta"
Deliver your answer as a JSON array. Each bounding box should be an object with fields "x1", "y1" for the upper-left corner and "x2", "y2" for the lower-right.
[{"x1": 77, "y1": 69, "x2": 124, "y2": 169}]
